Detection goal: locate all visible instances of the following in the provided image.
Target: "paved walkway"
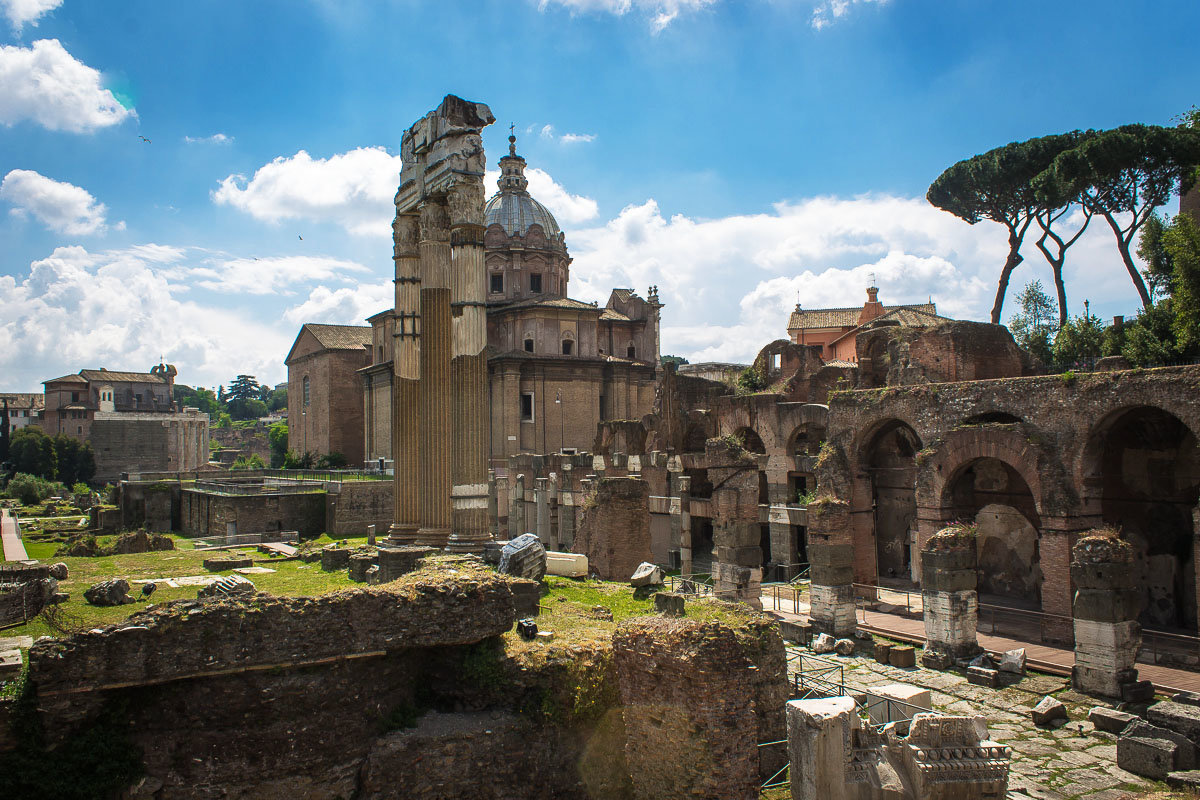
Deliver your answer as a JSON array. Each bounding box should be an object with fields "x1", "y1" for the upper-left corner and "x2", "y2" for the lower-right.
[
  {"x1": 762, "y1": 590, "x2": 1200, "y2": 695},
  {"x1": 0, "y1": 508, "x2": 28, "y2": 562}
]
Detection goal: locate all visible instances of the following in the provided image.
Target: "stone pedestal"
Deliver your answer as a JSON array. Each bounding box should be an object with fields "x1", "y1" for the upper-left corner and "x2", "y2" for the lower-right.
[
  {"x1": 706, "y1": 438, "x2": 763, "y2": 608},
  {"x1": 786, "y1": 696, "x2": 857, "y2": 800},
  {"x1": 1071, "y1": 532, "x2": 1143, "y2": 698},
  {"x1": 809, "y1": 543, "x2": 856, "y2": 637},
  {"x1": 920, "y1": 535, "x2": 981, "y2": 669}
]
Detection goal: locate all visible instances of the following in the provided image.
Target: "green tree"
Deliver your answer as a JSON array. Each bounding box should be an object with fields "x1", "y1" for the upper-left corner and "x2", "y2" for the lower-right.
[
  {"x1": 1006, "y1": 280, "x2": 1058, "y2": 364},
  {"x1": 1137, "y1": 213, "x2": 1175, "y2": 301},
  {"x1": 317, "y1": 451, "x2": 348, "y2": 469},
  {"x1": 736, "y1": 365, "x2": 766, "y2": 393},
  {"x1": 0, "y1": 398, "x2": 10, "y2": 463},
  {"x1": 1052, "y1": 313, "x2": 1104, "y2": 366},
  {"x1": 1048, "y1": 124, "x2": 1200, "y2": 309},
  {"x1": 282, "y1": 450, "x2": 316, "y2": 470},
  {"x1": 6, "y1": 473, "x2": 62, "y2": 505},
  {"x1": 660, "y1": 354, "x2": 689, "y2": 368},
  {"x1": 928, "y1": 134, "x2": 1082, "y2": 323},
  {"x1": 232, "y1": 453, "x2": 266, "y2": 470},
  {"x1": 227, "y1": 375, "x2": 261, "y2": 402},
  {"x1": 227, "y1": 397, "x2": 268, "y2": 421},
  {"x1": 266, "y1": 387, "x2": 288, "y2": 413},
  {"x1": 174, "y1": 385, "x2": 222, "y2": 418},
  {"x1": 1122, "y1": 320, "x2": 1175, "y2": 366},
  {"x1": 52, "y1": 434, "x2": 95, "y2": 486},
  {"x1": 9, "y1": 427, "x2": 56, "y2": 479},
  {"x1": 1162, "y1": 212, "x2": 1200, "y2": 356},
  {"x1": 268, "y1": 422, "x2": 288, "y2": 468}
]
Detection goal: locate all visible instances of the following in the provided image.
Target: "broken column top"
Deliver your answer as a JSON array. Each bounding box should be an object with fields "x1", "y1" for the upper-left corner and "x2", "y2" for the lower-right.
[{"x1": 397, "y1": 94, "x2": 494, "y2": 208}]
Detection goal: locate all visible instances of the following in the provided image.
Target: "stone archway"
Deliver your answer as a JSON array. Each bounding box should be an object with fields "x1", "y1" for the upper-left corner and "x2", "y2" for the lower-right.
[
  {"x1": 1079, "y1": 405, "x2": 1200, "y2": 631},
  {"x1": 861, "y1": 419, "x2": 922, "y2": 583},
  {"x1": 735, "y1": 426, "x2": 766, "y2": 455}
]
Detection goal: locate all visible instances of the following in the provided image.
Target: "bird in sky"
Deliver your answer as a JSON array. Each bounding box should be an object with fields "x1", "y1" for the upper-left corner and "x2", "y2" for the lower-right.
[
  {"x1": 139, "y1": 135, "x2": 151, "y2": 143},
  {"x1": 298, "y1": 235, "x2": 303, "y2": 241}
]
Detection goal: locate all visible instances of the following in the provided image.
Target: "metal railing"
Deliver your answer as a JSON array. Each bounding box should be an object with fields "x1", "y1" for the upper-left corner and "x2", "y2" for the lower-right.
[
  {"x1": 977, "y1": 603, "x2": 1074, "y2": 646},
  {"x1": 762, "y1": 582, "x2": 806, "y2": 615},
  {"x1": 191, "y1": 479, "x2": 325, "y2": 496},
  {"x1": 666, "y1": 573, "x2": 714, "y2": 596},
  {"x1": 793, "y1": 653, "x2": 845, "y2": 699},
  {"x1": 853, "y1": 583, "x2": 922, "y2": 620},
  {"x1": 758, "y1": 740, "x2": 789, "y2": 795},
  {"x1": 1140, "y1": 628, "x2": 1200, "y2": 669}
]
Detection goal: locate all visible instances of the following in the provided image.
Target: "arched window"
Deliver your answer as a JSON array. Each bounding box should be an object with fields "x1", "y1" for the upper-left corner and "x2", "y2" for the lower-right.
[
  {"x1": 303, "y1": 376, "x2": 310, "y2": 406},
  {"x1": 626, "y1": 344, "x2": 636, "y2": 359}
]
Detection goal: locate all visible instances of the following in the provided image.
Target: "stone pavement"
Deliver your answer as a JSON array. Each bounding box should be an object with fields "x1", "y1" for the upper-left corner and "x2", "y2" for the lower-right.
[
  {"x1": 787, "y1": 646, "x2": 1159, "y2": 800},
  {"x1": 0, "y1": 508, "x2": 28, "y2": 561}
]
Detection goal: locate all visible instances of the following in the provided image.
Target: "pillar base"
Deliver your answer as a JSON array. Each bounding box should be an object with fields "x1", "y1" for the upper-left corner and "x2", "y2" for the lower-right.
[
  {"x1": 445, "y1": 531, "x2": 491, "y2": 554},
  {"x1": 809, "y1": 582, "x2": 857, "y2": 638},
  {"x1": 415, "y1": 527, "x2": 452, "y2": 548},
  {"x1": 387, "y1": 523, "x2": 419, "y2": 546}
]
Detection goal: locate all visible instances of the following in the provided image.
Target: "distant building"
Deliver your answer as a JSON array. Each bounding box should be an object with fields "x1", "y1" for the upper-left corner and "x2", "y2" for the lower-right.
[
  {"x1": 0, "y1": 393, "x2": 44, "y2": 432},
  {"x1": 39, "y1": 363, "x2": 208, "y2": 482},
  {"x1": 284, "y1": 323, "x2": 372, "y2": 465},
  {"x1": 787, "y1": 286, "x2": 948, "y2": 362}
]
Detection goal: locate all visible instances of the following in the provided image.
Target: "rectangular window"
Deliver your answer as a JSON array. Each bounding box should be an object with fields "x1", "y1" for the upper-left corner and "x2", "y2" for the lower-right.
[
  {"x1": 530, "y1": 273, "x2": 542, "y2": 293},
  {"x1": 520, "y1": 392, "x2": 534, "y2": 422},
  {"x1": 71, "y1": 392, "x2": 79, "y2": 402},
  {"x1": 490, "y1": 273, "x2": 503, "y2": 294}
]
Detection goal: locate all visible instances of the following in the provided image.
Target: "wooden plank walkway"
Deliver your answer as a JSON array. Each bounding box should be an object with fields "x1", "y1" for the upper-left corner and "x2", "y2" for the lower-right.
[{"x1": 0, "y1": 509, "x2": 28, "y2": 562}]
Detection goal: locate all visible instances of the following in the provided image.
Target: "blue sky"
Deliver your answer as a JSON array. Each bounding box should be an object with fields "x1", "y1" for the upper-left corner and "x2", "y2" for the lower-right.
[{"x1": 1, "y1": 0, "x2": 1197, "y2": 392}]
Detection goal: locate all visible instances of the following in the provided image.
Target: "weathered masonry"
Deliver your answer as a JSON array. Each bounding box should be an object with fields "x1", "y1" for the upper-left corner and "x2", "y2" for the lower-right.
[{"x1": 816, "y1": 365, "x2": 1200, "y2": 632}]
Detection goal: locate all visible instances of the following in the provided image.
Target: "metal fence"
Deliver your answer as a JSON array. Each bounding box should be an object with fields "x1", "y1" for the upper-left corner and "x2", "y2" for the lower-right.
[{"x1": 665, "y1": 573, "x2": 714, "y2": 596}]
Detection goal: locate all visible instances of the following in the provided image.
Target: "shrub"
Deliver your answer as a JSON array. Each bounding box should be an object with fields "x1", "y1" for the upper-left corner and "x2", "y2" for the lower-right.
[{"x1": 6, "y1": 473, "x2": 66, "y2": 506}]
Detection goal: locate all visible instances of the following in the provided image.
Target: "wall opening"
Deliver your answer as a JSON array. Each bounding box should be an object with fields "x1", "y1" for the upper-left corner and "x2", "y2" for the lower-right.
[{"x1": 865, "y1": 420, "x2": 920, "y2": 582}]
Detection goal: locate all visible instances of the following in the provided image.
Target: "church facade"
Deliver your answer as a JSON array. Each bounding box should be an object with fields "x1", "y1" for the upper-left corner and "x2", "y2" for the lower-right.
[{"x1": 361, "y1": 135, "x2": 660, "y2": 468}]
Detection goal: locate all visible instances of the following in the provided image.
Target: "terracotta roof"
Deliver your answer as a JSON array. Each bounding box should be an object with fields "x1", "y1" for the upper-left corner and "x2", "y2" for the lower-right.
[
  {"x1": 599, "y1": 308, "x2": 632, "y2": 322},
  {"x1": 303, "y1": 324, "x2": 373, "y2": 350},
  {"x1": 788, "y1": 302, "x2": 937, "y2": 330},
  {"x1": 823, "y1": 359, "x2": 859, "y2": 369},
  {"x1": 79, "y1": 369, "x2": 166, "y2": 383},
  {"x1": 0, "y1": 393, "x2": 44, "y2": 410},
  {"x1": 826, "y1": 306, "x2": 954, "y2": 350}
]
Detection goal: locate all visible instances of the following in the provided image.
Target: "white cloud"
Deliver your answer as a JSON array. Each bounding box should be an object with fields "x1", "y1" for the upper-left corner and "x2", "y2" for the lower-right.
[
  {"x1": 184, "y1": 132, "x2": 233, "y2": 144},
  {"x1": 213, "y1": 146, "x2": 403, "y2": 236},
  {"x1": 283, "y1": 282, "x2": 392, "y2": 326},
  {"x1": 1, "y1": 169, "x2": 112, "y2": 235},
  {"x1": 562, "y1": 192, "x2": 1130, "y2": 364},
  {"x1": 179, "y1": 254, "x2": 370, "y2": 296},
  {"x1": 485, "y1": 166, "x2": 599, "y2": 225},
  {"x1": 1, "y1": 0, "x2": 61, "y2": 31},
  {"x1": 0, "y1": 39, "x2": 134, "y2": 132},
  {"x1": 537, "y1": 0, "x2": 716, "y2": 32},
  {"x1": 0, "y1": 245, "x2": 294, "y2": 391},
  {"x1": 811, "y1": 0, "x2": 888, "y2": 30},
  {"x1": 537, "y1": 124, "x2": 597, "y2": 144}
]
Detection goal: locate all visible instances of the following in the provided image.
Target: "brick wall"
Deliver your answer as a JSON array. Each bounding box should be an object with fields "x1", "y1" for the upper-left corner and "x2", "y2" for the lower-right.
[{"x1": 573, "y1": 476, "x2": 653, "y2": 580}]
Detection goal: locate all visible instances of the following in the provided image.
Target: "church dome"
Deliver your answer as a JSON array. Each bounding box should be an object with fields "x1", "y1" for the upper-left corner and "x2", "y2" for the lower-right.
[{"x1": 484, "y1": 134, "x2": 563, "y2": 244}]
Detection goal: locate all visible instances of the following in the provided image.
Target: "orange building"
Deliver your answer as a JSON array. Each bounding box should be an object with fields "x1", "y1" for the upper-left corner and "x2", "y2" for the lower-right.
[{"x1": 787, "y1": 286, "x2": 947, "y2": 362}]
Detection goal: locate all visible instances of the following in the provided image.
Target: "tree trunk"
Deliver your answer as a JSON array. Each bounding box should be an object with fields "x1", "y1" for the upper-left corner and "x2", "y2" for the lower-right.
[
  {"x1": 1103, "y1": 212, "x2": 1152, "y2": 310},
  {"x1": 990, "y1": 229, "x2": 1024, "y2": 324}
]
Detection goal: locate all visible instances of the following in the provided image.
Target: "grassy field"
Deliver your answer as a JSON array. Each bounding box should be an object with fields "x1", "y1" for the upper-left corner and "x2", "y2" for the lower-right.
[{"x1": 3, "y1": 533, "x2": 369, "y2": 640}]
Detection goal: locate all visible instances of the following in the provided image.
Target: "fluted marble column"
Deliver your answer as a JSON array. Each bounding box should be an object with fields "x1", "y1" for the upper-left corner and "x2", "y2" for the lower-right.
[
  {"x1": 416, "y1": 200, "x2": 453, "y2": 547},
  {"x1": 389, "y1": 211, "x2": 421, "y2": 544}
]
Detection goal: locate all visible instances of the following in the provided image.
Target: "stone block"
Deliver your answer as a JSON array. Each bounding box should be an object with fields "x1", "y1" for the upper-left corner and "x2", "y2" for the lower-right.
[
  {"x1": 84, "y1": 579, "x2": 134, "y2": 606},
  {"x1": 499, "y1": 533, "x2": 547, "y2": 582},
  {"x1": 348, "y1": 552, "x2": 377, "y2": 583},
  {"x1": 874, "y1": 643, "x2": 892, "y2": 664},
  {"x1": 998, "y1": 648, "x2": 1026, "y2": 674},
  {"x1": 545, "y1": 551, "x2": 587, "y2": 578},
  {"x1": 968, "y1": 666, "x2": 1001, "y2": 688},
  {"x1": 1123, "y1": 680, "x2": 1156, "y2": 704},
  {"x1": 202, "y1": 556, "x2": 253, "y2": 572},
  {"x1": 509, "y1": 579, "x2": 540, "y2": 618},
  {"x1": 920, "y1": 649, "x2": 953, "y2": 670},
  {"x1": 833, "y1": 638, "x2": 855, "y2": 656},
  {"x1": 377, "y1": 545, "x2": 437, "y2": 582},
  {"x1": 48, "y1": 562, "x2": 68, "y2": 580},
  {"x1": 320, "y1": 547, "x2": 351, "y2": 572},
  {"x1": 1118, "y1": 735, "x2": 1178, "y2": 780},
  {"x1": 1149, "y1": 701, "x2": 1200, "y2": 742},
  {"x1": 921, "y1": 569, "x2": 976, "y2": 593},
  {"x1": 810, "y1": 564, "x2": 853, "y2": 586},
  {"x1": 779, "y1": 620, "x2": 811, "y2": 645},
  {"x1": 1072, "y1": 561, "x2": 1136, "y2": 590},
  {"x1": 1032, "y1": 696, "x2": 1068, "y2": 726},
  {"x1": 1088, "y1": 706, "x2": 1138, "y2": 734},
  {"x1": 786, "y1": 696, "x2": 857, "y2": 800},
  {"x1": 654, "y1": 592, "x2": 685, "y2": 617},
  {"x1": 1173, "y1": 691, "x2": 1200, "y2": 708},
  {"x1": 1121, "y1": 719, "x2": 1197, "y2": 770},
  {"x1": 922, "y1": 547, "x2": 976, "y2": 572},
  {"x1": 888, "y1": 646, "x2": 916, "y2": 668},
  {"x1": 811, "y1": 632, "x2": 836, "y2": 654},
  {"x1": 629, "y1": 561, "x2": 664, "y2": 587},
  {"x1": 0, "y1": 647, "x2": 21, "y2": 681},
  {"x1": 1166, "y1": 770, "x2": 1200, "y2": 791},
  {"x1": 867, "y1": 684, "x2": 931, "y2": 725},
  {"x1": 198, "y1": 574, "x2": 255, "y2": 599},
  {"x1": 516, "y1": 618, "x2": 538, "y2": 640},
  {"x1": 808, "y1": 543, "x2": 854, "y2": 568},
  {"x1": 1073, "y1": 588, "x2": 1142, "y2": 622}
]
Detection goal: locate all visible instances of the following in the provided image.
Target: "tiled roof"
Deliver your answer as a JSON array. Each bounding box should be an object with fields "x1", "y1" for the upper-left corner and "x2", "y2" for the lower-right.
[
  {"x1": 304, "y1": 324, "x2": 373, "y2": 350},
  {"x1": 491, "y1": 297, "x2": 600, "y2": 313},
  {"x1": 599, "y1": 309, "x2": 632, "y2": 322},
  {"x1": 45, "y1": 374, "x2": 88, "y2": 384},
  {"x1": 788, "y1": 302, "x2": 937, "y2": 330},
  {"x1": 79, "y1": 370, "x2": 166, "y2": 383},
  {"x1": 0, "y1": 393, "x2": 44, "y2": 409},
  {"x1": 871, "y1": 306, "x2": 951, "y2": 327},
  {"x1": 824, "y1": 359, "x2": 859, "y2": 368}
]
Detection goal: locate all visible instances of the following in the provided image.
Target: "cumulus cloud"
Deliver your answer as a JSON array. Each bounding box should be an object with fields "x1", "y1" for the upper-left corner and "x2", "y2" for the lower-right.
[
  {"x1": 0, "y1": 39, "x2": 134, "y2": 132},
  {"x1": 1, "y1": 169, "x2": 113, "y2": 235},
  {"x1": 562, "y1": 192, "x2": 1128, "y2": 364},
  {"x1": 184, "y1": 132, "x2": 233, "y2": 144},
  {"x1": 811, "y1": 0, "x2": 888, "y2": 30},
  {"x1": 0, "y1": 245, "x2": 294, "y2": 391},
  {"x1": 213, "y1": 146, "x2": 403, "y2": 236},
  {"x1": 485, "y1": 165, "x2": 599, "y2": 225},
  {"x1": 537, "y1": 0, "x2": 717, "y2": 32},
  {"x1": 283, "y1": 282, "x2": 393, "y2": 326},
  {"x1": 0, "y1": 0, "x2": 61, "y2": 31}
]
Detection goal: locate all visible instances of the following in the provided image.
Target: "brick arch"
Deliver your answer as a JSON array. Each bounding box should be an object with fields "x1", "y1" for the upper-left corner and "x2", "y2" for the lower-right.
[
  {"x1": 851, "y1": 415, "x2": 924, "y2": 467},
  {"x1": 917, "y1": 427, "x2": 1047, "y2": 519},
  {"x1": 1074, "y1": 403, "x2": 1200, "y2": 515},
  {"x1": 782, "y1": 404, "x2": 830, "y2": 457}
]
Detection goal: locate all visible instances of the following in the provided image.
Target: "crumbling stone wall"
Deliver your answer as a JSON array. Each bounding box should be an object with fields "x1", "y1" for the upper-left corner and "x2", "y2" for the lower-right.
[
  {"x1": 707, "y1": 437, "x2": 764, "y2": 607},
  {"x1": 180, "y1": 487, "x2": 327, "y2": 539},
  {"x1": 855, "y1": 321, "x2": 1029, "y2": 389},
  {"x1": 574, "y1": 476, "x2": 653, "y2": 580},
  {"x1": 612, "y1": 614, "x2": 787, "y2": 800}
]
